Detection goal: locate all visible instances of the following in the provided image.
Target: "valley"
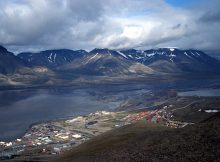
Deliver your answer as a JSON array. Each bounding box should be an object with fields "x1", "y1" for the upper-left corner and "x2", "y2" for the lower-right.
[
  {"x1": 1, "y1": 1, "x2": 219, "y2": 161},
  {"x1": 0, "y1": 45, "x2": 220, "y2": 161},
  {"x1": 0, "y1": 84, "x2": 220, "y2": 161}
]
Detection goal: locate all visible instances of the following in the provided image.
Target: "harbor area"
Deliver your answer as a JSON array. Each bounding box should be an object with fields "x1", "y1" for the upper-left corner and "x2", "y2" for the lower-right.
[{"x1": 0, "y1": 108, "x2": 191, "y2": 160}]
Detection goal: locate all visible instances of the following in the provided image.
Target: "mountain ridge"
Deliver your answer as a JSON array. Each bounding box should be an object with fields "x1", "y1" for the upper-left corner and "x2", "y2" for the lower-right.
[
  {"x1": 0, "y1": 45, "x2": 220, "y2": 86},
  {"x1": 17, "y1": 47, "x2": 220, "y2": 74},
  {"x1": 0, "y1": 45, "x2": 219, "y2": 75},
  {"x1": 18, "y1": 49, "x2": 88, "y2": 68}
]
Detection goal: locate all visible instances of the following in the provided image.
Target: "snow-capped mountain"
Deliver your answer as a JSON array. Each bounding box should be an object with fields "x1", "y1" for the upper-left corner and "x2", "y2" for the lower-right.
[
  {"x1": 18, "y1": 49, "x2": 88, "y2": 68},
  {"x1": 1, "y1": 46, "x2": 220, "y2": 76},
  {"x1": 119, "y1": 48, "x2": 220, "y2": 73},
  {"x1": 60, "y1": 48, "x2": 155, "y2": 76}
]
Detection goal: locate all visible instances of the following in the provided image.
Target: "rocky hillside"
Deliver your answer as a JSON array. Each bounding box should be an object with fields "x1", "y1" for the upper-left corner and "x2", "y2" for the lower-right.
[
  {"x1": 59, "y1": 48, "x2": 155, "y2": 76},
  {"x1": 120, "y1": 48, "x2": 220, "y2": 73},
  {"x1": 17, "y1": 47, "x2": 220, "y2": 75},
  {"x1": 18, "y1": 49, "x2": 87, "y2": 68},
  {"x1": 55, "y1": 113, "x2": 220, "y2": 162},
  {"x1": 0, "y1": 46, "x2": 30, "y2": 74},
  {"x1": 0, "y1": 45, "x2": 220, "y2": 86}
]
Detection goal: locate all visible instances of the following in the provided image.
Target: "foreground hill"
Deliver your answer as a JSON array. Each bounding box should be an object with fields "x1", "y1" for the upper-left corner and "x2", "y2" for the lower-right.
[{"x1": 55, "y1": 113, "x2": 220, "y2": 162}]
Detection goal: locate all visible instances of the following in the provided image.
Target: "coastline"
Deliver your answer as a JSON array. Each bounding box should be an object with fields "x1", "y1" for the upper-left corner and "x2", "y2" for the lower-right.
[
  {"x1": 0, "y1": 110, "x2": 134, "y2": 158},
  {"x1": 1, "y1": 94, "x2": 219, "y2": 160},
  {"x1": 0, "y1": 108, "x2": 166, "y2": 156}
]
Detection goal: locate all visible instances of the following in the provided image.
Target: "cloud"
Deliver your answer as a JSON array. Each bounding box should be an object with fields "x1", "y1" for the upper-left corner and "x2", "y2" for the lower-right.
[
  {"x1": 199, "y1": 11, "x2": 220, "y2": 23},
  {"x1": 0, "y1": 0, "x2": 219, "y2": 54}
]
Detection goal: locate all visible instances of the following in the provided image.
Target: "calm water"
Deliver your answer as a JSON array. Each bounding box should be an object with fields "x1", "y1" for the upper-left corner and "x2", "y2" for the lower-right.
[
  {"x1": 0, "y1": 85, "x2": 151, "y2": 141},
  {"x1": 1, "y1": 78, "x2": 220, "y2": 141},
  {"x1": 178, "y1": 89, "x2": 220, "y2": 97}
]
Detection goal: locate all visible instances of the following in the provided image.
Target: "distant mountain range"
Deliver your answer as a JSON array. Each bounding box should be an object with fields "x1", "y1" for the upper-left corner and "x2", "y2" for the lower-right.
[
  {"x1": 17, "y1": 47, "x2": 220, "y2": 74},
  {"x1": 18, "y1": 49, "x2": 88, "y2": 68},
  {"x1": 121, "y1": 48, "x2": 220, "y2": 73},
  {"x1": 0, "y1": 45, "x2": 220, "y2": 86}
]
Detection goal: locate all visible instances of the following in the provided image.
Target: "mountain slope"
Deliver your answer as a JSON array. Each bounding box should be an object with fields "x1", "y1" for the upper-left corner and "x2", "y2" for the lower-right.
[
  {"x1": 16, "y1": 47, "x2": 220, "y2": 75},
  {"x1": 0, "y1": 46, "x2": 29, "y2": 74},
  {"x1": 18, "y1": 49, "x2": 88, "y2": 68},
  {"x1": 55, "y1": 113, "x2": 220, "y2": 162},
  {"x1": 60, "y1": 48, "x2": 155, "y2": 76},
  {"x1": 120, "y1": 48, "x2": 220, "y2": 73},
  {"x1": 1, "y1": 46, "x2": 220, "y2": 83}
]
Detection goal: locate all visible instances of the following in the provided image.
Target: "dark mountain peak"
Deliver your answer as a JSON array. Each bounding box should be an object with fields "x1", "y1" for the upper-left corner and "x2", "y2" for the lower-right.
[
  {"x1": 143, "y1": 48, "x2": 206, "y2": 58},
  {"x1": 90, "y1": 48, "x2": 112, "y2": 54},
  {"x1": 0, "y1": 45, "x2": 16, "y2": 57},
  {"x1": 1, "y1": 46, "x2": 220, "y2": 76},
  {"x1": 41, "y1": 49, "x2": 81, "y2": 54},
  {"x1": 156, "y1": 47, "x2": 178, "y2": 51},
  {"x1": 0, "y1": 45, "x2": 9, "y2": 53},
  {"x1": 146, "y1": 48, "x2": 204, "y2": 54},
  {"x1": 20, "y1": 49, "x2": 88, "y2": 56},
  {"x1": 121, "y1": 48, "x2": 143, "y2": 53},
  {"x1": 17, "y1": 49, "x2": 88, "y2": 68},
  {"x1": 123, "y1": 48, "x2": 138, "y2": 52},
  {"x1": 145, "y1": 48, "x2": 181, "y2": 54},
  {"x1": 75, "y1": 49, "x2": 88, "y2": 54},
  {"x1": 117, "y1": 47, "x2": 220, "y2": 73},
  {"x1": 42, "y1": 49, "x2": 72, "y2": 53},
  {"x1": 0, "y1": 46, "x2": 29, "y2": 74}
]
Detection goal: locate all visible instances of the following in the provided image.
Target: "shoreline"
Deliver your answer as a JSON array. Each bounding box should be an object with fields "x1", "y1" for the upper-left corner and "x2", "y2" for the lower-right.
[
  {"x1": 1, "y1": 74, "x2": 220, "y2": 91},
  {"x1": 2, "y1": 87, "x2": 220, "y2": 142},
  {"x1": 2, "y1": 109, "x2": 117, "y2": 142},
  {"x1": 1, "y1": 82, "x2": 220, "y2": 160},
  {"x1": 1, "y1": 94, "x2": 219, "y2": 159},
  {"x1": 0, "y1": 110, "x2": 136, "y2": 158}
]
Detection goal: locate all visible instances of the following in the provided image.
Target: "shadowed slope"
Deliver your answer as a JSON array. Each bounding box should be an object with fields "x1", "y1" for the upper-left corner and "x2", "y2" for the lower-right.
[{"x1": 55, "y1": 113, "x2": 220, "y2": 162}]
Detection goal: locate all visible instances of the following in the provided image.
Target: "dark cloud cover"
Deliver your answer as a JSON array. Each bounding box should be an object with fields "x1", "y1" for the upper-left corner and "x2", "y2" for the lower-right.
[
  {"x1": 199, "y1": 11, "x2": 220, "y2": 23},
  {"x1": 0, "y1": 0, "x2": 219, "y2": 54}
]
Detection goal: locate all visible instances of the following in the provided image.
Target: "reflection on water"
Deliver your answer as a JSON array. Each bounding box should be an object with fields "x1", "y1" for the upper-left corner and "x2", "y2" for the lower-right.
[
  {"x1": 0, "y1": 78, "x2": 220, "y2": 141},
  {"x1": 0, "y1": 85, "x2": 150, "y2": 141}
]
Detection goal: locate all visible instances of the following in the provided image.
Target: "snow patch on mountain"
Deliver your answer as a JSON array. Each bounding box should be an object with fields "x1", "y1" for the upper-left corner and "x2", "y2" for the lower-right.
[
  {"x1": 147, "y1": 53, "x2": 155, "y2": 57},
  {"x1": 196, "y1": 52, "x2": 201, "y2": 56},
  {"x1": 53, "y1": 53, "x2": 56, "y2": 63},
  {"x1": 184, "y1": 52, "x2": 191, "y2": 58},
  {"x1": 128, "y1": 55, "x2": 133, "y2": 58},
  {"x1": 84, "y1": 53, "x2": 102, "y2": 64},
  {"x1": 205, "y1": 110, "x2": 219, "y2": 113},
  {"x1": 169, "y1": 54, "x2": 176, "y2": 57},
  {"x1": 117, "y1": 51, "x2": 128, "y2": 59}
]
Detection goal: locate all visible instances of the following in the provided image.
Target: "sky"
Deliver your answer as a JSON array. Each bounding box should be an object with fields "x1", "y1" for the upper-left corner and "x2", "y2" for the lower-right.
[{"x1": 0, "y1": 0, "x2": 220, "y2": 54}]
